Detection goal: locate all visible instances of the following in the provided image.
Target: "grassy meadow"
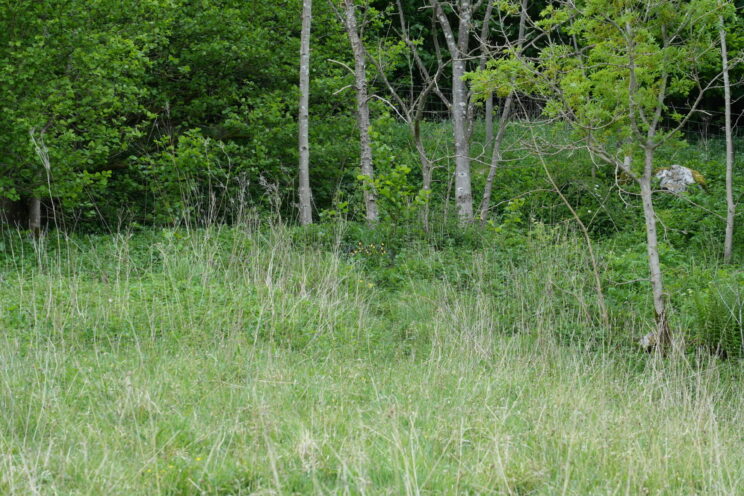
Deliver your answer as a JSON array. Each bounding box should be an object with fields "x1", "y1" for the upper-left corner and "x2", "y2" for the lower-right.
[{"x1": 0, "y1": 224, "x2": 742, "y2": 495}]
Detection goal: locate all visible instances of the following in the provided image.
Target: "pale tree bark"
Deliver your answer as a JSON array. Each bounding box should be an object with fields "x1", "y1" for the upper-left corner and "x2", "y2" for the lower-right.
[
  {"x1": 470, "y1": 0, "x2": 494, "y2": 143},
  {"x1": 433, "y1": 0, "x2": 475, "y2": 222},
  {"x1": 414, "y1": 111, "x2": 434, "y2": 228},
  {"x1": 479, "y1": 0, "x2": 529, "y2": 222},
  {"x1": 342, "y1": 0, "x2": 379, "y2": 223},
  {"x1": 414, "y1": 117, "x2": 434, "y2": 196},
  {"x1": 485, "y1": 96, "x2": 494, "y2": 147},
  {"x1": 298, "y1": 0, "x2": 313, "y2": 225},
  {"x1": 638, "y1": 151, "x2": 671, "y2": 346},
  {"x1": 568, "y1": 15, "x2": 686, "y2": 348},
  {"x1": 394, "y1": 3, "x2": 445, "y2": 202},
  {"x1": 517, "y1": 1, "x2": 719, "y2": 349},
  {"x1": 720, "y1": 15, "x2": 735, "y2": 264},
  {"x1": 625, "y1": 18, "x2": 672, "y2": 346}
]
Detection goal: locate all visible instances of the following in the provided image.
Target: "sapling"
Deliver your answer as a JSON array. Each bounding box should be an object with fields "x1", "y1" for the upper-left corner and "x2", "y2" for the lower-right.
[{"x1": 473, "y1": 0, "x2": 727, "y2": 348}]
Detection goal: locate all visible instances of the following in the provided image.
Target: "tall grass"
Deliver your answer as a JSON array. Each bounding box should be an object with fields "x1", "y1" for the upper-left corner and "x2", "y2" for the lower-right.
[{"x1": 0, "y1": 225, "x2": 742, "y2": 494}]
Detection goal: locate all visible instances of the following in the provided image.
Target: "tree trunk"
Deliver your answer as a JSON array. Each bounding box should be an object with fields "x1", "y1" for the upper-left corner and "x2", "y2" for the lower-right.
[
  {"x1": 479, "y1": 92, "x2": 514, "y2": 221},
  {"x1": 639, "y1": 150, "x2": 670, "y2": 346},
  {"x1": 478, "y1": 0, "x2": 527, "y2": 222},
  {"x1": 343, "y1": 0, "x2": 378, "y2": 224},
  {"x1": 29, "y1": 197, "x2": 41, "y2": 237},
  {"x1": 432, "y1": 0, "x2": 474, "y2": 222},
  {"x1": 452, "y1": 57, "x2": 473, "y2": 222},
  {"x1": 485, "y1": 94, "x2": 494, "y2": 149},
  {"x1": 298, "y1": 0, "x2": 313, "y2": 225},
  {"x1": 720, "y1": 17, "x2": 735, "y2": 264}
]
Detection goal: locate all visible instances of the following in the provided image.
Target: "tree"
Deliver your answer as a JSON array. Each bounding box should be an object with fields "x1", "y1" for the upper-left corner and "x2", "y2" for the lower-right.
[
  {"x1": 431, "y1": 0, "x2": 479, "y2": 222},
  {"x1": 367, "y1": 0, "x2": 449, "y2": 229},
  {"x1": 299, "y1": 0, "x2": 314, "y2": 225},
  {"x1": 0, "y1": 0, "x2": 154, "y2": 230},
  {"x1": 477, "y1": 0, "x2": 530, "y2": 222},
  {"x1": 719, "y1": 2, "x2": 737, "y2": 263},
  {"x1": 339, "y1": 0, "x2": 380, "y2": 223},
  {"x1": 478, "y1": 0, "x2": 725, "y2": 348}
]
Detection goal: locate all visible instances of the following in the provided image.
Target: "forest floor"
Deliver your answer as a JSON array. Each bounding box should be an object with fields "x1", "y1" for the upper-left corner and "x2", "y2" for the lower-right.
[{"x1": 1, "y1": 226, "x2": 742, "y2": 495}]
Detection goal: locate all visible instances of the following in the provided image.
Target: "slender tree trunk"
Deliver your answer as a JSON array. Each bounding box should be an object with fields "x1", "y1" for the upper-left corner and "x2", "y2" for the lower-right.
[
  {"x1": 639, "y1": 150, "x2": 670, "y2": 345},
  {"x1": 479, "y1": 93, "x2": 514, "y2": 221},
  {"x1": 343, "y1": 0, "x2": 378, "y2": 223},
  {"x1": 452, "y1": 56, "x2": 473, "y2": 221},
  {"x1": 29, "y1": 197, "x2": 41, "y2": 237},
  {"x1": 478, "y1": 0, "x2": 527, "y2": 222},
  {"x1": 477, "y1": 0, "x2": 494, "y2": 150},
  {"x1": 720, "y1": 17, "x2": 735, "y2": 263},
  {"x1": 485, "y1": 94, "x2": 494, "y2": 148},
  {"x1": 433, "y1": 0, "x2": 474, "y2": 222},
  {"x1": 298, "y1": 0, "x2": 313, "y2": 225},
  {"x1": 371, "y1": 0, "x2": 446, "y2": 230}
]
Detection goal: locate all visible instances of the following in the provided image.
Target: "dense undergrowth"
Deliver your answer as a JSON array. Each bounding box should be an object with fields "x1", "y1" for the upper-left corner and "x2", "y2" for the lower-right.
[{"x1": 0, "y1": 223, "x2": 742, "y2": 494}]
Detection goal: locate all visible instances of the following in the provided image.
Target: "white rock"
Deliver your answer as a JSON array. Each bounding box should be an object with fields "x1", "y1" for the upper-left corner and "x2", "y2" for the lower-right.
[{"x1": 655, "y1": 164, "x2": 698, "y2": 193}]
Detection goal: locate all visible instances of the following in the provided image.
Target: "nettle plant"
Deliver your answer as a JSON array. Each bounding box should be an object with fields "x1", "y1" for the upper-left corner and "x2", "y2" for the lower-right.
[{"x1": 471, "y1": 0, "x2": 729, "y2": 348}]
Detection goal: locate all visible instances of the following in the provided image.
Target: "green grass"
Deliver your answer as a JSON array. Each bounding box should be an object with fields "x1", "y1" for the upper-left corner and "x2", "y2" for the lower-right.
[{"x1": 1, "y1": 225, "x2": 743, "y2": 495}]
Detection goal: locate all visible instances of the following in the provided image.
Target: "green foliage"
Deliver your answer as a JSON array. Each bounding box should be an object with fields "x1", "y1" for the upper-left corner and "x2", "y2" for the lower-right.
[
  {"x1": 473, "y1": 0, "x2": 727, "y2": 159},
  {"x1": 363, "y1": 115, "x2": 430, "y2": 221},
  {"x1": 0, "y1": 0, "x2": 740, "y2": 236},
  {"x1": 0, "y1": 0, "x2": 154, "y2": 207},
  {"x1": 134, "y1": 129, "x2": 254, "y2": 224},
  {"x1": 0, "y1": 0, "x2": 361, "y2": 224},
  {"x1": 487, "y1": 197, "x2": 525, "y2": 233},
  {"x1": 687, "y1": 271, "x2": 744, "y2": 357}
]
